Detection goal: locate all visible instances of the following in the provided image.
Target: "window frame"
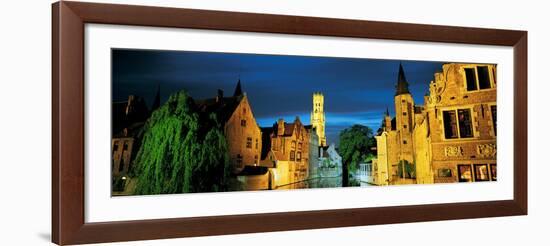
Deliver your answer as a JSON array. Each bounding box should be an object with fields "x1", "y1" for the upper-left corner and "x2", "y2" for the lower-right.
[
  {"x1": 473, "y1": 164, "x2": 490, "y2": 182},
  {"x1": 457, "y1": 164, "x2": 473, "y2": 182},
  {"x1": 441, "y1": 107, "x2": 476, "y2": 140},
  {"x1": 437, "y1": 168, "x2": 453, "y2": 178},
  {"x1": 463, "y1": 65, "x2": 497, "y2": 92}
]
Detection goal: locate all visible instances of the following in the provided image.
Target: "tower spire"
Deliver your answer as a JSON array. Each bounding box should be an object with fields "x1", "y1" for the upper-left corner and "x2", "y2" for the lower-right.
[
  {"x1": 395, "y1": 62, "x2": 410, "y2": 96},
  {"x1": 233, "y1": 78, "x2": 243, "y2": 97},
  {"x1": 385, "y1": 107, "x2": 390, "y2": 116}
]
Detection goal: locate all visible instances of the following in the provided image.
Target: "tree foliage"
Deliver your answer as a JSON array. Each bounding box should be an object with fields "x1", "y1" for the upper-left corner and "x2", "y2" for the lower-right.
[
  {"x1": 132, "y1": 91, "x2": 231, "y2": 195},
  {"x1": 338, "y1": 124, "x2": 375, "y2": 173}
]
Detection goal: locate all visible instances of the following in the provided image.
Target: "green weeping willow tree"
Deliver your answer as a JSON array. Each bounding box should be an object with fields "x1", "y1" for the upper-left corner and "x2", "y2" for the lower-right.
[{"x1": 132, "y1": 91, "x2": 231, "y2": 195}]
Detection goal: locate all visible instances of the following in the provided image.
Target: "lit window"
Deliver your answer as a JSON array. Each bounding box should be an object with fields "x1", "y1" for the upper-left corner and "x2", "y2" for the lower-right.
[
  {"x1": 458, "y1": 164, "x2": 473, "y2": 182},
  {"x1": 290, "y1": 151, "x2": 295, "y2": 161},
  {"x1": 241, "y1": 119, "x2": 246, "y2": 127},
  {"x1": 297, "y1": 152, "x2": 302, "y2": 162},
  {"x1": 474, "y1": 164, "x2": 490, "y2": 182},
  {"x1": 443, "y1": 109, "x2": 473, "y2": 139},
  {"x1": 438, "y1": 168, "x2": 452, "y2": 177},
  {"x1": 246, "y1": 137, "x2": 252, "y2": 148}
]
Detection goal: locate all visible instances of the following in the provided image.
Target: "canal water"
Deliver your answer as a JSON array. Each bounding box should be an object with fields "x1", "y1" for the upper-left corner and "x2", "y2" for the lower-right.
[{"x1": 275, "y1": 176, "x2": 371, "y2": 190}]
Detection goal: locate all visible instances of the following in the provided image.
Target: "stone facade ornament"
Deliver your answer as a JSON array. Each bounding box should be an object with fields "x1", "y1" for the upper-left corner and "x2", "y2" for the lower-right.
[
  {"x1": 477, "y1": 144, "x2": 497, "y2": 158},
  {"x1": 427, "y1": 71, "x2": 448, "y2": 106},
  {"x1": 444, "y1": 146, "x2": 463, "y2": 157},
  {"x1": 428, "y1": 81, "x2": 441, "y2": 105}
]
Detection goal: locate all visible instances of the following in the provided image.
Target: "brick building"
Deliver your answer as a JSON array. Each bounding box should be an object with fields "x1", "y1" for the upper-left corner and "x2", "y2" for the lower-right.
[
  {"x1": 195, "y1": 80, "x2": 263, "y2": 175},
  {"x1": 260, "y1": 117, "x2": 310, "y2": 188},
  {"x1": 111, "y1": 93, "x2": 156, "y2": 178},
  {"x1": 372, "y1": 63, "x2": 497, "y2": 185}
]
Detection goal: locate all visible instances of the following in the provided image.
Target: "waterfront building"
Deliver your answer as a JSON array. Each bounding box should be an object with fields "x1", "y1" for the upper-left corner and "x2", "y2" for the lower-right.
[
  {"x1": 305, "y1": 126, "x2": 321, "y2": 178},
  {"x1": 111, "y1": 94, "x2": 151, "y2": 178},
  {"x1": 372, "y1": 63, "x2": 497, "y2": 185},
  {"x1": 195, "y1": 80, "x2": 263, "y2": 175},
  {"x1": 260, "y1": 117, "x2": 310, "y2": 188}
]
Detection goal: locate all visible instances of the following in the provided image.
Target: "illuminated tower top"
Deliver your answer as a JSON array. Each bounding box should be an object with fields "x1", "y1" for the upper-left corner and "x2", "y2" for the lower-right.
[{"x1": 311, "y1": 92, "x2": 327, "y2": 147}]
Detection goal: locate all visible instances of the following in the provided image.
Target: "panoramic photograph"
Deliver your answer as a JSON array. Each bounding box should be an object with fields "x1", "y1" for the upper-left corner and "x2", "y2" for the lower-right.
[{"x1": 111, "y1": 49, "x2": 497, "y2": 196}]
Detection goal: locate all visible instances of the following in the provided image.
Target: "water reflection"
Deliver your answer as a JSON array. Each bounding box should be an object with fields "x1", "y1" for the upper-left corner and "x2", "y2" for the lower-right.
[{"x1": 275, "y1": 176, "x2": 371, "y2": 190}]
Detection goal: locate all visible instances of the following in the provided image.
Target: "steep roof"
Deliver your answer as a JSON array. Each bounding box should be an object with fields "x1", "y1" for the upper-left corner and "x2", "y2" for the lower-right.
[
  {"x1": 395, "y1": 63, "x2": 411, "y2": 96},
  {"x1": 272, "y1": 118, "x2": 304, "y2": 137},
  {"x1": 195, "y1": 96, "x2": 243, "y2": 124},
  {"x1": 233, "y1": 79, "x2": 243, "y2": 97},
  {"x1": 112, "y1": 96, "x2": 150, "y2": 135}
]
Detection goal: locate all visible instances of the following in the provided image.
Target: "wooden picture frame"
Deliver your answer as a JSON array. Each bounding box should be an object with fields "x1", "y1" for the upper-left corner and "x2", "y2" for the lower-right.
[{"x1": 52, "y1": 1, "x2": 527, "y2": 245}]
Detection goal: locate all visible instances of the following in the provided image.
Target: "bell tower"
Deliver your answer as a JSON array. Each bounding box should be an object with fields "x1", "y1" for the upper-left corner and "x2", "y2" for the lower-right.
[
  {"x1": 394, "y1": 63, "x2": 415, "y2": 162},
  {"x1": 311, "y1": 92, "x2": 327, "y2": 147}
]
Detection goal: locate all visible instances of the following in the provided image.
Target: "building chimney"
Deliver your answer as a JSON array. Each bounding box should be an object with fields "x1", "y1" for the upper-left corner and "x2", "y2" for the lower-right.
[
  {"x1": 216, "y1": 89, "x2": 224, "y2": 103},
  {"x1": 277, "y1": 118, "x2": 285, "y2": 136}
]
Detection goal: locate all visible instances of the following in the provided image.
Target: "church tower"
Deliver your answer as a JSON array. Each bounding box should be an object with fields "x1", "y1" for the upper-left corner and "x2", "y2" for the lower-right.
[
  {"x1": 311, "y1": 92, "x2": 327, "y2": 147},
  {"x1": 394, "y1": 63, "x2": 415, "y2": 163}
]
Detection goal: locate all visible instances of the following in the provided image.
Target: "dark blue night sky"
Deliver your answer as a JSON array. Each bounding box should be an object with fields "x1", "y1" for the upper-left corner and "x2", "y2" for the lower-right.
[{"x1": 112, "y1": 49, "x2": 444, "y2": 146}]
